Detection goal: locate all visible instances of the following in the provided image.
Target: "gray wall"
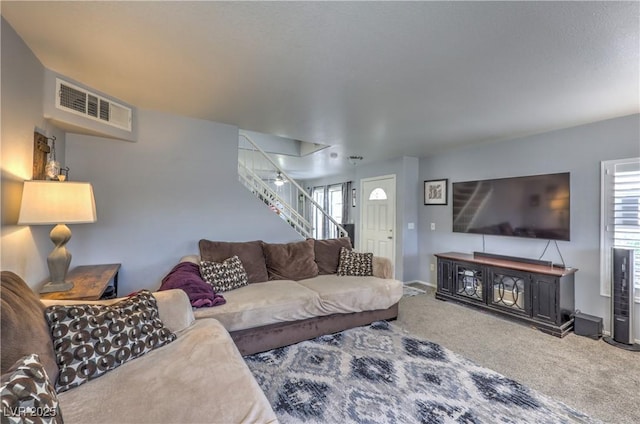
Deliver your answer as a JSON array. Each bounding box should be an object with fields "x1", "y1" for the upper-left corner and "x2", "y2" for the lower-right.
[
  {"x1": 419, "y1": 114, "x2": 640, "y2": 338},
  {"x1": 401, "y1": 156, "x2": 420, "y2": 282},
  {"x1": 1, "y1": 18, "x2": 67, "y2": 287},
  {"x1": 65, "y1": 109, "x2": 302, "y2": 295}
]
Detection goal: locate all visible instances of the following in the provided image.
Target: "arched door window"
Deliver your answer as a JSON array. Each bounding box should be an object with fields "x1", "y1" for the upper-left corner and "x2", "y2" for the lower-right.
[{"x1": 369, "y1": 188, "x2": 388, "y2": 200}]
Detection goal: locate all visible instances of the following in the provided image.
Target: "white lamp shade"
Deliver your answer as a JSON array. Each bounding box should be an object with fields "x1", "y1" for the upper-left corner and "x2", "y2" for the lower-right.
[{"x1": 18, "y1": 181, "x2": 97, "y2": 225}]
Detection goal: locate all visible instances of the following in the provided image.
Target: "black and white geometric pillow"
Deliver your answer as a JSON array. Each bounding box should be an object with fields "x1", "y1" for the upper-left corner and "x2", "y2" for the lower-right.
[
  {"x1": 200, "y1": 255, "x2": 249, "y2": 292},
  {"x1": 337, "y1": 247, "x2": 374, "y2": 276},
  {"x1": 45, "y1": 290, "x2": 176, "y2": 392},
  {"x1": 1, "y1": 353, "x2": 63, "y2": 424}
]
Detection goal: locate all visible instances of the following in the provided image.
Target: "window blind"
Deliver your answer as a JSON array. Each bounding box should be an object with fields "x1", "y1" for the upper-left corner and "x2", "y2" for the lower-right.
[{"x1": 601, "y1": 158, "x2": 640, "y2": 297}]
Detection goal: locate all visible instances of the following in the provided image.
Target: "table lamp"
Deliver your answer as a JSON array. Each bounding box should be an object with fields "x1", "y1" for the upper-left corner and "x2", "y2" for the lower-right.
[{"x1": 18, "y1": 181, "x2": 97, "y2": 293}]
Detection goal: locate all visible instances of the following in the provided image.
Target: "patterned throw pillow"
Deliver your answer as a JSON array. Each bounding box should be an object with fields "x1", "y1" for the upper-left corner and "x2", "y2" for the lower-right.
[
  {"x1": 337, "y1": 247, "x2": 374, "y2": 276},
  {"x1": 200, "y1": 256, "x2": 249, "y2": 292},
  {"x1": 45, "y1": 290, "x2": 176, "y2": 392},
  {"x1": 1, "y1": 353, "x2": 62, "y2": 424}
]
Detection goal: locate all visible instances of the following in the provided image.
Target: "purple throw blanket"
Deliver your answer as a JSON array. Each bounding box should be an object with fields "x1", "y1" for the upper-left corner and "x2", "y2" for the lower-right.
[{"x1": 159, "y1": 262, "x2": 225, "y2": 308}]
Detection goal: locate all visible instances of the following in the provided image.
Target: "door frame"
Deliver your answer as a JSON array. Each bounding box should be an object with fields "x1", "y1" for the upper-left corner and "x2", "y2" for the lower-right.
[{"x1": 359, "y1": 174, "x2": 397, "y2": 271}]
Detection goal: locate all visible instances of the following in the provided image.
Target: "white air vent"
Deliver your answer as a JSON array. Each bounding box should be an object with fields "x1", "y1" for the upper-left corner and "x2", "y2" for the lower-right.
[{"x1": 56, "y1": 78, "x2": 132, "y2": 132}]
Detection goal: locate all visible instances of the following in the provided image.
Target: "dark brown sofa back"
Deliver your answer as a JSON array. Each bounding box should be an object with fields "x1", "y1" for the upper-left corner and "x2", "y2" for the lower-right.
[
  {"x1": 313, "y1": 237, "x2": 353, "y2": 275},
  {"x1": 1, "y1": 271, "x2": 58, "y2": 382},
  {"x1": 199, "y1": 239, "x2": 269, "y2": 284},
  {"x1": 262, "y1": 239, "x2": 318, "y2": 281}
]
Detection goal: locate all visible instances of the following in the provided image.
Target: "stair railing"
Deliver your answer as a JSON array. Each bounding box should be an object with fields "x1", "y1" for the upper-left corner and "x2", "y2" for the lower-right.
[
  {"x1": 238, "y1": 161, "x2": 314, "y2": 237},
  {"x1": 238, "y1": 132, "x2": 348, "y2": 239}
]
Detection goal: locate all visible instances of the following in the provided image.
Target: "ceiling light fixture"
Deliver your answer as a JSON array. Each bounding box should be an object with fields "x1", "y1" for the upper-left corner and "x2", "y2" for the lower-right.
[
  {"x1": 274, "y1": 171, "x2": 286, "y2": 187},
  {"x1": 348, "y1": 155, "x2": 363, "y2": 165}
]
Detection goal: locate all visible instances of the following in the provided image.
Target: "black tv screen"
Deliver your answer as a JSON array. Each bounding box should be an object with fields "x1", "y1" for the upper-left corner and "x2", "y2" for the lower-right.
[{"x1": 452, "y1": 172, "x2": 570, "y2": 241}]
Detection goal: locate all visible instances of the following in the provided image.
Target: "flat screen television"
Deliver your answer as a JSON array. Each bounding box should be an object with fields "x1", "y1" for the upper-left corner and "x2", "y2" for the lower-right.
[{"x1": 452, "y1": 172, "x2": 570, "y2": 241}]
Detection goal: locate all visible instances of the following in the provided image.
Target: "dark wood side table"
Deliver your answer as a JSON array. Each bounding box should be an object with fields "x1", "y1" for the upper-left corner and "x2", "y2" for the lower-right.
[{"x1": 40, "y1": 264, "x2": 121, "y2": 301}]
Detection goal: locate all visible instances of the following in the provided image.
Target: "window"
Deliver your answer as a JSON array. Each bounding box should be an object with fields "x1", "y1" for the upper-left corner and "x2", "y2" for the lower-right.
[
  {"x1": 327, "y1": 185, "x2": 343, "y2": 238},
  {"x1": 312, "y1": 187, "x2": 325, "y2": 240},
  {"x1": 369, "y1": 187, "x2": 387, "y2": 200},
  {"x1": 311, "y1": 184, "x2": 345, "y2": 239},
  {"x1": 601, "y1": 158, "x2": 640, "y2": 300}
]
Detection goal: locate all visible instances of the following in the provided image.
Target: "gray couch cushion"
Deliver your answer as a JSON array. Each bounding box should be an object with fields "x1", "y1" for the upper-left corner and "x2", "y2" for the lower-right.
[
  {"x1": 298, "y1": 274, "x2": 403, "y2": 315},
  {"x1": 262, "y1": 239, "x2": 319, "y2": 281},
  {"x1": 1, "y1": 271, "x2": 59, "y2": 384},
  {"x1": 199, "y1": 239, "x2": 268, "y2": 284},
  {"x1": 56, "y1": 319, "x2": 277, "y2": 423},
  {"x1": 194, "y1": 280, "x2": 324, "y2": 332},
  {"x1": 313, "y1": 237, "x2": 352, "y2": 275}
]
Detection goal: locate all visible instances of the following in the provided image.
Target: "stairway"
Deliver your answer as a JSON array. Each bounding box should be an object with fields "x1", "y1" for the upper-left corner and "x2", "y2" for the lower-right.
[{"x1": 238, "y1": 132, "x2": 347, "y2": 239}]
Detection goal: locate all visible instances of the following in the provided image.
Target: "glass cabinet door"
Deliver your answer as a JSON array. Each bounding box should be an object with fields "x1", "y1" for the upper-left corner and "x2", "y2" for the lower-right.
[
  {"x1": 488, "y1": 268, "x2": 530, "y2": 316},
  {"x1": 454, "y1": 263, "x2": 483, "y2": 302},
  {"x1": 437, "y1": 259, "x2": 453, "y2": 294}
]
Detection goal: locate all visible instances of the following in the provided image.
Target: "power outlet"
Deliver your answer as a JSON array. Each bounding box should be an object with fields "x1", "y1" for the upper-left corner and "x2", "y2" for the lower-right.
[
  {"x1": 430, "y1": 263, "x2": 435, "y2": 271},
  {"x1": 430, "y1": 222, "x2": 435, "y2": 231}
]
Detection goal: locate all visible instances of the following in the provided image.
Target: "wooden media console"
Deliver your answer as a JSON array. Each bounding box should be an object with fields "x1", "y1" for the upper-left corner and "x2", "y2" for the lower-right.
[{"x1": 434, "y1": 251, "x2": 578, "y2": 337}]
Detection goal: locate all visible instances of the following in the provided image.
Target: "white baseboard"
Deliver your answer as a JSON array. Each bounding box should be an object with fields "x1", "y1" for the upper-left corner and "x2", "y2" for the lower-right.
[{"x1": 404, "y1": 280, "x2": 435, "y2": 288}]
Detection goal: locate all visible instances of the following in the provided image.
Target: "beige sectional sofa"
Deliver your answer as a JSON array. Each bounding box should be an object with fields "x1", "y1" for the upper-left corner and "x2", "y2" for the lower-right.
[
  {"x1": 185, "y1": 254, "x2": 401, "y2": 331},
  {"x1": 0, "y1": 271, "x2": 277, "y2": 424},
  {"x1": 179, "y1": 238, "x2": 404, "y2": 355}
]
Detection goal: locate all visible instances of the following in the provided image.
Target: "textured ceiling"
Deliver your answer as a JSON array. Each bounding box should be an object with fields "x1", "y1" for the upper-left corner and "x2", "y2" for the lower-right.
[{"x1": 2, "y1": 1, "x2": 638, "y2": 178}]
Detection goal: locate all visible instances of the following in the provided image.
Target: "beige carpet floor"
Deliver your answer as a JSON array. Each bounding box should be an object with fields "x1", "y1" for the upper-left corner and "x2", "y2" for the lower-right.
[{"x1": 396, "y1": 286, "x2": 639, "y2": 424}]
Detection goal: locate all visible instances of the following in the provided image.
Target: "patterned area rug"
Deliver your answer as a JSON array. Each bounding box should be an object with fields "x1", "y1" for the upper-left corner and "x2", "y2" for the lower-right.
[{"x1": 245, "y1": 321, "x2": 595, "y2": 424}]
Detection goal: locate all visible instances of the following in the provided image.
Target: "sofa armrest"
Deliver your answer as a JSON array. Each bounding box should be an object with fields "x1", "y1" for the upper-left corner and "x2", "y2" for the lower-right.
[
  {"x1": 179, "y1": 255, "x2": 200, "y2": 264},
  {"x1": 153, "y1": 289, "x2": 195, "y2": 332},
  {"x1": 373, "y1": 256, "x2": 394, "y2": 279},
  {"x1": 40, "y1": 289, "x2": 195, "y2": 333}
]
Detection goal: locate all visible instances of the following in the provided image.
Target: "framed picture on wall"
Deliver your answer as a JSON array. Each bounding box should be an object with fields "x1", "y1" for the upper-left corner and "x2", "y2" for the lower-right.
[{"x1": 424, "y1": 179, "x2": 448, "y2": 205}]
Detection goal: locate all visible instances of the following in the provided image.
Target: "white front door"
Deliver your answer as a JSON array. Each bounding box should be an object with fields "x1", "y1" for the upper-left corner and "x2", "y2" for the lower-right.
[{"x1": 360, "y1": 175, "x2": 396, "y2": 270}]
